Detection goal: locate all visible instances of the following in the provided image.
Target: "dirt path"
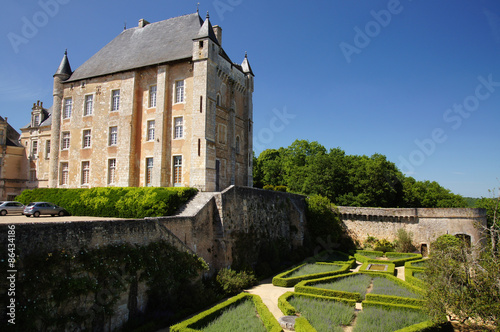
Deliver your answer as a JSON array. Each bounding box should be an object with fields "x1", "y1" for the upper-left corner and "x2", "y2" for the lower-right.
[{"x1": 245, "y1": 277, "x2": 295, "y2": 331}]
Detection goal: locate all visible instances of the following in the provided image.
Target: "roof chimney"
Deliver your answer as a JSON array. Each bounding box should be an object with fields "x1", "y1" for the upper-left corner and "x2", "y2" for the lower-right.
[
  {"x1": 213, "y1": 25, "x2": 222, "y2": 45},
  {"x1": 138, "y1": 19, "x2": 150, "y2": 28}
]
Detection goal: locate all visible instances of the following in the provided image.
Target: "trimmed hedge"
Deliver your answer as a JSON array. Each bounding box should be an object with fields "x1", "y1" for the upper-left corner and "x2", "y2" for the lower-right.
[
  {"x1": 404, "y1": 258, "x2": 428, "y2": 270},
  {"x1": 309, "y1": 250, "x2": 356, "y2": 267},
  {"x1": 362, "y1": 300, "x2": 422, "y2": 311},
  {"x1": 170, "y1": 293, "x2": 281, "y2": 332},
  {"x1": 16, "y1": 187, "x2": 197, "y2": 218},
  {"x1": 365, "y1": 272, "x2": 425, "y2": 297},
  {"x1": 354, "y1": 250, "x2": 422, "y2": 267},
  {"x1": 278, "y1": 291, "x2": 356, "y2": 316},
  {"x1": 359, "y1": 262, "x2": 396, "y2": 276},
  {"x1": 272, "y1": 262, "x2": 351, "y2": 287},
  {"x1": 365, "y1": 293, "x2": 425, "y2": 307},
  {"x1": 404, "y1": 268, "x2": 427, "y2": 290},
  {"x1": 295, "y1": 272, "x2": 362, "y2": 301},
  {"x1": 294, "y1": 317, "x2": 317, "y2": 332}
]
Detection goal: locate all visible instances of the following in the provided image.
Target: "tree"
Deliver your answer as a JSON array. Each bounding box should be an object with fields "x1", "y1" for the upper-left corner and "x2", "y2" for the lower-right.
[{"x1": 423, "y1": 234, "x2": 500, "y2": 327}]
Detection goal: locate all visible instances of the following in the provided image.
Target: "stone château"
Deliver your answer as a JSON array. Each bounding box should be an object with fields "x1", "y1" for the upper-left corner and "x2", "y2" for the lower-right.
[{"x1": 20, "y1": 12, "x2": 254, "y2": 192}]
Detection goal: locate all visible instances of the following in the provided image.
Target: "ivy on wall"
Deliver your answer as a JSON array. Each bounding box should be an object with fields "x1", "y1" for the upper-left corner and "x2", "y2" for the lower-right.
[{"x1": 6, "y1": 241, "x2": 207, "y2": 331}]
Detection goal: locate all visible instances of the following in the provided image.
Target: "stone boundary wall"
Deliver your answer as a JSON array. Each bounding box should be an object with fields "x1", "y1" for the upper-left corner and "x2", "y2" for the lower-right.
[{"x1": 338, "y1": 206, "x2": 487, "y2": 252}]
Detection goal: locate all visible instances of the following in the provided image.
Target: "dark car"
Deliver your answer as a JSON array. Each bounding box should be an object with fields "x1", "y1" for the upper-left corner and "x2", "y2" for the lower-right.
[
  {"x1": 0, "y1": 201, "x2": 25, "y2": 215},
  {"x1": 23, "y1": 202, "x2": 68, "y2": 217}
]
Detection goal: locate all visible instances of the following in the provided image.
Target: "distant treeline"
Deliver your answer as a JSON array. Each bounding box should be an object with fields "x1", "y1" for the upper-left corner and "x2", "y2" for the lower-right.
[{"x1": 253, "y1": 139, "x2": 467, "y2": 208}]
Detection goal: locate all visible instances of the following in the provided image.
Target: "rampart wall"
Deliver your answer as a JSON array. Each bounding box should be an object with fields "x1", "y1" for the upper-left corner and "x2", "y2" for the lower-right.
[{"x1": 338, "y1": 206, "x2": 487, "y2": 253}]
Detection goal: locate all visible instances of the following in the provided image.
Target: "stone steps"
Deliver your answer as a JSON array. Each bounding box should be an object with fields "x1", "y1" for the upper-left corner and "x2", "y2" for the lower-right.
[{"x1": 174, "y1": 192, "x2": 218, "y2": 217}]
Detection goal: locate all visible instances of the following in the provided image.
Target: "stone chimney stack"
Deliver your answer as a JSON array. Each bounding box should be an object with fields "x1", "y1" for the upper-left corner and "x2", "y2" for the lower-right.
[
  {"x1": 138, "y1": 19, "x2": 150, "y2": 28},
  {"x1": 213, "y1": 25, "x2": 222, "y2": 45}
]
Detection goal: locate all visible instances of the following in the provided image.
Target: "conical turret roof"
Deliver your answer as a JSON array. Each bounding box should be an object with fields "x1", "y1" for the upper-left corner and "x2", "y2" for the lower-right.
[
  {"x1": 241, "y1": 52, "x2": 254, "y2": 76},
  {"x1": 54, "y1": 50, "x2": 72, "y2": 78},
  {"x1": 195, "y1": 12, "x2": 220, "y2": 45}
]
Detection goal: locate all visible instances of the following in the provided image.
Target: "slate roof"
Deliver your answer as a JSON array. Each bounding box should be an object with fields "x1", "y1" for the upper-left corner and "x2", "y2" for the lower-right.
[
  {"x1": 67, "y1": 13, "x2": 210, "y2": 82},
  {"x1": 20, "y1": 107, "x2": 52, "y2": 130},
  {"x1": 0, "y1": 116, "x2": 23, "y2": 147}
]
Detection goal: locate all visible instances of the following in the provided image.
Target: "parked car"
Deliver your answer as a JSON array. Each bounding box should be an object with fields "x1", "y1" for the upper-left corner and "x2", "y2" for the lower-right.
[
  {"x1": 23, "y1": 202, "x2": 68, "y2": 217},
  {"x1": 0, "y1": 201, "x2": 25, "y2": 216}
]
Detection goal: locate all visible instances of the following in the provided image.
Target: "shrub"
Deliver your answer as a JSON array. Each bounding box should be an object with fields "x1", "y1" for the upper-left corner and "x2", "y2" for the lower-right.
[
  {"x1": 305, "y1": 195, "x2": 342, "y2": 249},
  {"x1": 394, "y1": 228, "x2": 417, "y2": 253},
  {"x1": 272, "y1": 263, "x2": 351, "y2": 287},
  {"x1": 275, "y1": 185, "x2": 287, "y2": 192},
  {"x1": 374, "y1": 239, "x2": 394, "y2": 252},
  {"x1": 16, "y1": 187, "x2": 197, "y2": 218},
  {"x1": 216, "y1": 268, "x2": 257, "y2": 295},
  {"x1": 263, "y1": 184, "x2": 275, "y2": 191}
]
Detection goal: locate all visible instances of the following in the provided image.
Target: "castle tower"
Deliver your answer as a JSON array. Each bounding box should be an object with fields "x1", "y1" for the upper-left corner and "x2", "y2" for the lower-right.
[
  {"x1": 241, "y1": 53, "x2": 254, "y2": 187},
  {"x1": 48, "y1": 50, "x2": 72, "y2": 187}
]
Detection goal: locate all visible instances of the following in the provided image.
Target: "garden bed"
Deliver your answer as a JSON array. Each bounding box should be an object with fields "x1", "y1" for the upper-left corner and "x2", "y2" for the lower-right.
[
  {"x1": 272, "y1": 262, "x2": 351, "y2": 287},
  {"x1": 170, "y1": 293, "x2": 281, "y2": 332},
  {"x1": 354, "y1": 250, "x2": 422, "y2": 267}
]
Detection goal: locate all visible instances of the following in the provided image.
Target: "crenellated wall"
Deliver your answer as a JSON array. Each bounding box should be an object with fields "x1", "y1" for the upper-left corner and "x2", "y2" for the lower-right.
[{"x1": 338, "y1": 206, "x2": 487, "y2": 253}]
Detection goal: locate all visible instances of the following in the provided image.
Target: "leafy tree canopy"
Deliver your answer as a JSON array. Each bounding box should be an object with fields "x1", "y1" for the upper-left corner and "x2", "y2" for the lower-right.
[{"x1": 254, "y1": 139, "x2": 467, "y2": 208}]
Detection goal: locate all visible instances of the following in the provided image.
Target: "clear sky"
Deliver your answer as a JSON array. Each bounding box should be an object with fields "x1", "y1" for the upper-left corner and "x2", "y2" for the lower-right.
[{"x1": 1, "y1": 0, "x2": 499, "y2": 198}]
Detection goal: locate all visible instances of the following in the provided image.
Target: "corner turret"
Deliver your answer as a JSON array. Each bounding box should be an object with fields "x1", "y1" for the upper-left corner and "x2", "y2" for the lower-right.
[
  {"x1": 54, "y1": 49, "x2": 72, "y2": 80},
  {"x1": 241, "y1": 52, "x2": 254, "y2": 76}
]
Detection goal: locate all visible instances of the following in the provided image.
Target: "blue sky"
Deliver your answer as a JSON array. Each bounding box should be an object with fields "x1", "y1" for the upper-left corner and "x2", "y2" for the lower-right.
[{"x1": 1, "y1": 0, "x2": 499, "y2": 198}]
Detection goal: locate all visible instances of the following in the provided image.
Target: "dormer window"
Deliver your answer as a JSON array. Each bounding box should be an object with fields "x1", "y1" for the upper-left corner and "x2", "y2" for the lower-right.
[{"x1": 33, "y1": 114, "x2": 40, "y2": 127}]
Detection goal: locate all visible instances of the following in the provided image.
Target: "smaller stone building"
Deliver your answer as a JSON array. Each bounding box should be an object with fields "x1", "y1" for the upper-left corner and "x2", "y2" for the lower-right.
[{"x1": 0, "y1": 116, "x2": 28, "y2": 200}]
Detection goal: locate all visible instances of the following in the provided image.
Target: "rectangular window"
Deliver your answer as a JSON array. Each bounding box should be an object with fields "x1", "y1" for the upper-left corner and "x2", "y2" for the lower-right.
[
  {"x1": 60, "y1": 162, "x2": 69, "y2": 185},
  {"x1": 147, "y1": 120, "x2": 155, "y2": 141},
  {"x1": 112, "y1": 90, "x2": 120, "y2": 111},
  {"x1": 33, "y1": 114, "x2": 40, "y2": 126},
  {"x1": 82, "y1": 129, "x2": 91, "y2": 148},
  {"x1": 63, "y1": 98, "x2": 72, "y2": 119},
  {"x1": 108, "y1": 126, "x2": 118, "y2": 146},
  {"x1": 108, "y1": 159, "x2": 116, "y2": 184},
  {"x1": 146, "y1": 158, "x2": 153, "y2": 186},
  {"x1": 217, "y1": 124, "x2": 227, "y2": 144},
  {"x1": 0, "y1": 129, "x2": 4, "y2": 145},
  {"x1": 84, "y1": 95, "x2": 93, "y2": 116},
  {"x1": 30, "y1": 170, "x2": 37, "y2": 182},
  {"x1": 175, "y1": 80, "x2": 185, "y2": 103},
  {"x1": 149, "y1": 85, "x2": 157, "y2": 108},
  {"x1": 32, "y1": 140, "x2": 38, "y2": 158},
  {"x1": 173, "y1": 156, "x2": 182, "y2": 186},
  {"x1": 45, "y1": 140, "x2": 51, "y2": 159},
  {"x1": 174, "y1": 117, "x2": 183, "y2": 139},
  {"x1": 81, "y1": 161, "x2": 90, "y2": 185},
  {"x1": 61, "y1": 132, "x2": 70, "y2": 150}
]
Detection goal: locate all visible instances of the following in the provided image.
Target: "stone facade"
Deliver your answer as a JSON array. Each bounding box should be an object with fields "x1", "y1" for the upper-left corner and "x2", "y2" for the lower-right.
[
  {"x1": 338, "y1": 206, "x2": 487, "y2": 254},
  {"x1": 0, "y1": 117, "x2": 29, "y2": 200},
  {"x1": 22, "y1": 13, "x2": 254, "y2": 192}
]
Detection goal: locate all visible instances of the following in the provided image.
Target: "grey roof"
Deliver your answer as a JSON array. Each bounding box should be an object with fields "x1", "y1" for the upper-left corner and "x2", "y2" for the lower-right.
[
  {"x1": 54, "y1": 50, "x2": 72, "y2": 77},
  {"x1": 0, "y1": 116, "x2": 22, "y2": 147},
  {"x1": 20, "y1": 106, "x2": 52, "y2": 130},
  {"x1": 67, "y1": 13, "x2": 206, "y2": 82},
  {"x1": 241, "y1": 53, "x2": 254, "y2": 76},
  {"x1": 195, "y1": 13, "x2": 220, "y2": 45}
]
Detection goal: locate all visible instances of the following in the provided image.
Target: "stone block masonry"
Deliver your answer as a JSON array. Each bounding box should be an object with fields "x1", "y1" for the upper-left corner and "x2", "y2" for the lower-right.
[{"x1": 338, "y1": 206, "x2": 487, "y2": 253}]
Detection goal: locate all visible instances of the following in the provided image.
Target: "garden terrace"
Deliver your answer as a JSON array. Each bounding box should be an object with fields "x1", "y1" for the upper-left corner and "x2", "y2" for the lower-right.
[
  {"x1": 354, "y1": 250, "x2": 422, "y2": 267},
  {"x1": 272, "y1": 262, "x2": 351, "y2": 287}
]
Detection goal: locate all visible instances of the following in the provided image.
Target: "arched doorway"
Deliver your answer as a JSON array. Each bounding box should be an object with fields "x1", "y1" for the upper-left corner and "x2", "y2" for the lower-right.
[{"x1": 420, "y1": 243, "x2": 428, "y2": 257}]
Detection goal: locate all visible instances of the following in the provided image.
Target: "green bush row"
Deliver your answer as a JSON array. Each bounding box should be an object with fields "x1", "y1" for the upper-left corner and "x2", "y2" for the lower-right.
[
  {"x1": 362, "y1": 300, "x2": 422, "y2": 311},
  {"x1": 294, "y1": 316, "x2": 317, "y2": 332},
  {"x1": 278, "y1": 291, "x2": 356, "y2": 317},
  {"x1": 16, "y1": 187, "x2": 197, "y2": 218},
  {"x1": 170, "y1": 293, "x2": 281, "y2": 332},
  {"x1": 404, "y1": 268, "x2": 427, "y2": 290},
  {"x1": 404, "y1": 258, "x2": 428, "y2": 271},
  {"x1": 307, "y1": 250, "x2": 357, "y2": 268},
  {"x1": 355, "y1": 250, "x2": 422, "y2": 267},
  {"x1": 365, "y1": 293, "x2": 425, "y2": 307},
  {"x1": 295, "y1": 273, "x2": 362, "y2": 301},
  {"x1": 359, "y1": 262, "x2": 396, "y2": 276},
  {"x1": 366, "y1": 272, "x2": 425, "y2": 297},
  {"x1": 272, "y1": 263, "x2": 351, "y2": 287},
  {"x1": 263, "y1": 184, "x2": 287, "y2": 192}
]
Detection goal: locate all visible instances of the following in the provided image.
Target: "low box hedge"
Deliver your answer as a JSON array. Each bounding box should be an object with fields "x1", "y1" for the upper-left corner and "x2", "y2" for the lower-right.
[
  {"x1": 359, "y1": 262, "x2": 396, "y2": 276},
  {"x1": 309, "y1": 250, "x2": 356, "y2": 266},
  {"x1": 365, "y1": 272, "x2": 425, "y2": 297},
  {"x1": 16, "y1": 187, "x2": 197, "y2": 219},
  {"x1": 278, "y1": 291, "x2": 356, "y2": 316},
  {"x1": 170, "y1": 293, "x2": 281, "y2": 332},
  {"x1": 355, "y1": 250, "x2": 422, "y2": 267},
  {"x1": 294, "y1": 316, "x2": 317, "y2": 332},
  {"x1": 295, "y1": 272, "x2": 362, "y2": 301},
  {"x1": 365, "y1": 293, "x2": 425, "y2": 307},
  {"x1": 404, "y1": 268, "x2": 427, "y2": 290},
  {"x1": 272, "y1": 262, "x2": 351, "y2": 287},
  {"x1": 404, "y1": 258, "x2": 428, "y2": 271},
  {"x1": 362, "y1": 300, "x2": 422, "y2": 312}
]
